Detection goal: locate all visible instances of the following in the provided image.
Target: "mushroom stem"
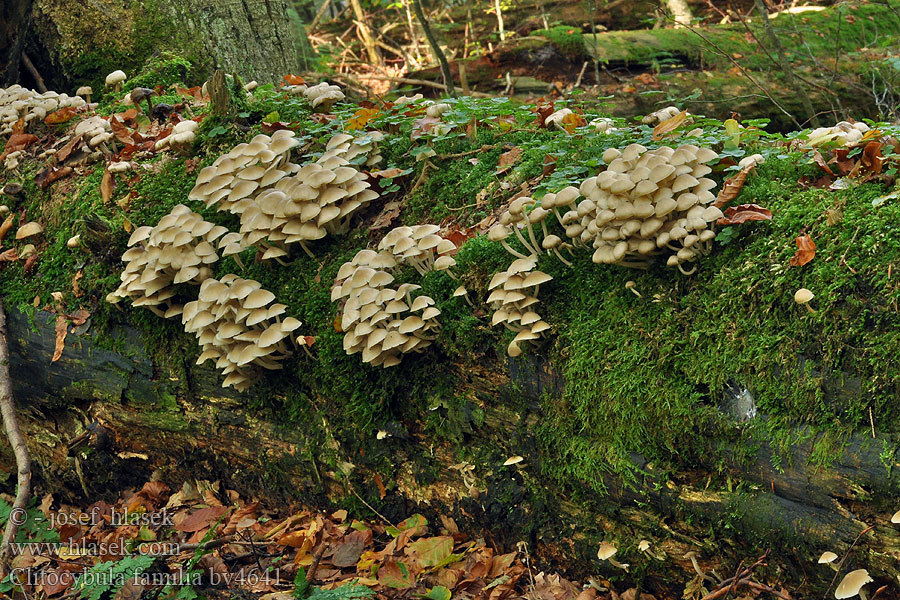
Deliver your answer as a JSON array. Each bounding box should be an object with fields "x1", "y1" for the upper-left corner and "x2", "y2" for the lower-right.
[
  {"x1": 233, "y1": 253, "x2": 246, "y2": 271},
  {"x1": 551, "y1": 247, "x2": 572, "y2": 267},
  {"x1": 300, "y1": 345, "x2": 314, "y2": 359},
  {"x1": 512, "y1": 224, "x2": 538, "y2": 256},
  {"x1": 677, "y1": 262, "x2": 697, "y2": 276},
  {"x1": 500, "y1": 239, "x2": 529, "y2": 259},
  {"x1": 804, "y1": 304, "x2": 816, "y2": 314},
  {"x1": 463, "y1": 294, "x2": 473, "y2": 307},
  {"x1": 523, "y1": 220, "x2": 541, "y2": 256},
  {"x1": 298, "y1": 241, "x2": 316, "y2": 259},
  {"x1": 608, "y1": 558, "x2": 629, "y2": 572}
]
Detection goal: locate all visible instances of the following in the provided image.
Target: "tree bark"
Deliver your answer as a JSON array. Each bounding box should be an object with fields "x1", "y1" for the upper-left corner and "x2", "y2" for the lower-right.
[
  {"x1": 1, "y1": 307, "x2": 898, "y2": 591},
  {"x1": 0, "y1": 0, "x2": 33, "y2": 86}
]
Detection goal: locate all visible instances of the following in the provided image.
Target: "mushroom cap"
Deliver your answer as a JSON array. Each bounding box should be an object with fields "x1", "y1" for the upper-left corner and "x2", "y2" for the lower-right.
[
  {"x1": 892, "y1": 509, "x2": 900, "y2": 523},
  {"x1": 596, "y1": 542, "x2": 617, "y2": 560},
  {"x1": 76, "y1": 86, "x2": 93, "y2": 96},
  {"x1": 834, "y1": 569, "x2": 872, "y2": 599},
  {"x1": 105, "y1": 70, "x2": 127, "y2": 85},
  {"x1": 794, "y1": 288, "x2": 814, "y2": 304},
  {"x1": 817, "y1": 551, "x2": 838, "y2": 564}
]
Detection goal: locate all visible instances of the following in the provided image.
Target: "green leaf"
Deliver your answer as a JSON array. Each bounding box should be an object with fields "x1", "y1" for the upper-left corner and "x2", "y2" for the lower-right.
[{"x1": 422, "y1": 586, "x2": 451, "y2": 600}]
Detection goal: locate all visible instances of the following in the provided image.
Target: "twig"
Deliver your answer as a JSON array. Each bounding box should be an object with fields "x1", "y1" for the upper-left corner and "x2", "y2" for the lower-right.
[
  {"x1": 869, "y1": 406, "x2": 876, "y2": 438},
  {"x1": 348, "y1": 486, "x2": 395, "y2": 527},
  {"x1": 673, "y1": 17, "x2": 801, "y2": 128},
  {"x1": 309, "y1": 0, "x2": 333, "y2": 31},
  {"x1": 409, "y1": 160, "x2": 435, "y2": 195},
  {"x1": 823, "y1": 525, "x2": 875, "y2": 600},
  {"x1": 0, "y1": 298, "x2": 32, "y2": 578},
  {"x1": 437, "y1": 143, "x2": 503, "y2": 160},
  {"x1": 839, "y1": 226, "x2": 860, "y2": 273},
  {"x1": 573, "y1": 61, "x2": 589, "y2": 89},
  {"x1": 348, "y1": 75, "x2": 492, "y2": 97},
  {"x1": 411, "y1": 0, "x2": 456, "y2": 97}
]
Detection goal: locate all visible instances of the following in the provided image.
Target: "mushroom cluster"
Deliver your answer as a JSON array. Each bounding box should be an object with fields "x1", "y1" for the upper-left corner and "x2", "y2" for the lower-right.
[
  {"x1": 1, "y1": 85, "x2": 87, "y2": 135},
  {"x1": 641, "y1": 105, "x2": 683, "y2": 125},
  {"x1": 333, "y1": 247, "x2": 441, "y2": 367},
  {"x1": 190, "y1": 130, "x2": 379, "y2": 259},
  {"x1": 183, "y1": 275, "x2": 303, "y2": 390},
  {"x1": 804, "y1": 120, "x2": 870, "y2": 147},
  {"x1": 377, "y1": 225, "x2": 458, "y2": 275},
  {"x1": 155, "y1": 119, "x2": 199, "y2": 151},
  {"x1": 319, "y1": 131, "x2": 385, "y2": 168},
  {"x1": 106, "y1": 204, "x2": 225, "y2": 318},
  {"x1": 303, "y1": 82, "x2": 345, "y2": 110},
  {"x1": 73, "y1": 115, "x2": 116, "y2": 155},
  {"x1": 491, "y1": 143, "x2": 721, "y2": 274},
  {"x1": 486, "y1": 257, "x2": 552, "y2": 357}
]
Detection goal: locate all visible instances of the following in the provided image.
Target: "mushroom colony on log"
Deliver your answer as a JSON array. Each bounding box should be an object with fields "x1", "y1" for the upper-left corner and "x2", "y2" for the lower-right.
[
  {"x1": 332, "y1": 225, "x2": 462, "y2": 367},
  {"x1": 106, "y1": 204, "x2": 226, "y2": 318},
  {"x1": 184, "y1": 275, "x2": 304, "y2": 390},
  {"x1": 487, "y1": 257, "x2": 552, "y2": 357},
  {"x1": 188, "y1": 130, "x2": 380, "y2": 261}
]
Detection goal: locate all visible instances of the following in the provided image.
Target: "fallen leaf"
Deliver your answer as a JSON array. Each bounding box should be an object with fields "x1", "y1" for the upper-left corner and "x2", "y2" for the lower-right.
[
  {"x1": 713, "y1": 165, "x2": 754, "y2": 208},
  {"x1": 72, "y1": 271, "x2": 84, "y2": 297},
  {"x1": 542, "y1": 154, "x2": 557, "y2": 177},
  {"x1": 789, "y1": 234, "x2": 816, "y2": 267},
  {"x1": 407, "y1": 536, "x2": 453, "y2": 568},
  {"x1": 812, "y1": 149, "x2": 835, "y2": 175},
  {"x1": 0, "y1": 249, "x2": 18, "y2": 262},
  {"x1": 123, "y1": 218, "x2": 133, "y2": 233},
  {"x1": 332, "y1": 530, "x2": 370, "y2": 567},
  {"x1": 371, "y1": 168, "x2": 406, "y2": 179},
  {"x1": 850, "y1": 141, "x2": 884, "y2": 177},
  {"x1": 411, "y1": 116, "x2": 441, "y2": 140},
  {"x1": 346, "y1": 107, "x2": 380, "y2": 131},
  {"x1": 378, "y1": 560, "x2": 415, "y2": 588},
  {"x1": 0, "y1": 214, "x2": 14, "y2": 243},
  {"x1": 652, "y1": 110, "x2": 689, "y2": 140},
  {"x1": 35, "y1": 166, "x2": 74, "y2": 190},
  {"x1": 373, "y1": 473, "x2": 386, "y2": 500},
  {"x1": 560, "y1": 111, "x2": 587, "y2": 134},
  {"x1": 717, "y1": 204, "x2": 773, "y2": 225},
  {"x1": 282, "y1": 74, "x2": 306, "y2": 86},
  {"x1": 175, "y1": 506, "x2": 229, "y2": 532},
  {"x1": 45, "y1": 107, "x2": 77, "y2": 125},
  {"x1": 52, "y1": 315, "x2": 68, "y2": 362},
  {"x1": 498, "y1": 146, "x2": 523, "y2": 169},
  {"x1": 101, "y1": 169, "x2": 115, "y2": 202}
]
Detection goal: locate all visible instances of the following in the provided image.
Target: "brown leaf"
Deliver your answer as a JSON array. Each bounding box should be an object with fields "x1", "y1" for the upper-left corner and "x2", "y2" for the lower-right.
[
  {"x1": 175, "y1": 506, "x2": 229, "y2": 532},
  {"x1": 850, "y1": 141, "x2": 884, "y2": 178},
  {"x1": 498, "y1": 146, "x2": 523, "y2": 168},
  {"x1": 223, "y1": 502, "x2": 259, "y2": 535},
  {"x1": 411, "y1": 116, "x2": 441, "y2": 140},
  {"x1": 52, "y1": 315, "x2": 68, "y2": 362},
  {"x1": 370, "y1": 168, "x2": 406, "y2": 178},
  {"x1": 332, "y1": 530, "x2": 370, "y2": 567},
  {"x1": 370, "y1": 201, "x2": 401, "y2": 231},
  {"x1": 789, "y1": 234, "x2": 816, "y2": 267},
  {"x1": 373, "y1": 473, "x2": 386, "y2": 500},
  {"x1": 0, "y1": 214, "x2": 14, "y2": 244},
  {"x1": 812, "y1": 149, "x2": 835, "y2": 175},
  {"x1": 542, "y1": 154, "x2": 557, "y2": 177},
  {"x1": 101, "y1": 169, "x2": 115, "y2": 203},
  {"x1": 0, "y1": 248, "x2": 18, "y2": 262},
  {"x1": 67, "y1": 309, "x2": 90, "y2": 327},
  {"x1": 23, "y1": 253, "x2": 38, "y2": 274},
  {"x1": 717, "y1": 203, "x2": 773, "y2": 225},
  {"x1": 282, "y1": 74, "x2": 306, "y2": 86},
  {"x1": 11, "y1": 116, "x2": 25, "y2": 135},
  {"x1": 35, "y1": 166, "x2": 74, "y2": 190},
  {"x1": 652, "y1": 110, "x2": 689, "y2": 140},
  {"x1": 534, "y1": 103, "x2": 555, "y2": 128},
  {"x1": 41, "y1": 569, "x2": 75, "y2": 596},
  {"x1": 55, "y1": 134, "x2": 84, "y2": 163},
  {"x1": 72, "y1": 270, "x2": 84, "y2": 297},
  {"x1": 713, "y1": 165, "x2": 753, "y2": 208},
  {"x1": 112, "y1": 579, "x2": 143, "y2": 600},
  {"x1": 109, "y1": 116, "x2": 136, "y2": 145}
]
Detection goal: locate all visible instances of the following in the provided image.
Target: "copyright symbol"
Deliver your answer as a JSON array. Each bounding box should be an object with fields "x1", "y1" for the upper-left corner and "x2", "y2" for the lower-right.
[{"x1": 9, "y1": 507, "x2": 27, "y2": 526}]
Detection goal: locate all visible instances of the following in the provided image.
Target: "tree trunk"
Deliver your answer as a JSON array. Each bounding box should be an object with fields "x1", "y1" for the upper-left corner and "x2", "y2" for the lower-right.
[
  {"x1": 666, "y1": 0, "x2": 693, "y2": 26},
  {"x1": 412, "y1": 0, "x2": 456, "y2": 97},
  {"x1": 1, "y1": 307, "x2": 898, "y2": 594},
  {"x1": 348, "y1": 0, "x2": 380, "y2": 66},
  {"x1": 28, "y1": 0, "x2": 310, "y2": 89},
  {"x1": 0, "y1": 0, "x2": 33, "y2": 86}
]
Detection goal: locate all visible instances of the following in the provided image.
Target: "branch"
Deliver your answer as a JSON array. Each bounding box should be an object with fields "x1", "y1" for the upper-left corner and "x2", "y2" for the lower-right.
[
  {"x1": 411, "y1": 0, "x2": 457, "y2": 97},
  {"x1": 0, "y1": 298, "x2": 32, "y2": 577}
]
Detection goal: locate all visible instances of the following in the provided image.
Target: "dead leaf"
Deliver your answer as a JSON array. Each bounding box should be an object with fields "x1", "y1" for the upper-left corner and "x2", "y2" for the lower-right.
[
  {"x1": 373, "y1": 473, "x2": 386, "y2": 499},
  {"x1": 0, "y1": 214, "x2": 14, "y2": 244},
  {"x1": 812, "y1": 149, "x2": 835, "y2": 175},
  {"x1": 282, "y1": 74, "x2": 306, "y2": 86},
  {"x1": 560, "y1": 112, "x2": 587, "y2": 134},
  {"x1": 789, "y1": 234, "x2": 816, "y2": 267},
  {"x1": 72, "y1": 271, "x2": 84, "y2": 297},
  {"x1": 652, "y1": 110, "x2": 689, "y2": 140},
  {"x1": 35, "y1": 166, "x2": 74, "y2": 190},
  {"x1": 52, "y1": 315, "x2": 68, "y2": 362},
  {"x1": 0, "y1": 249, "x2": 18, "y2": 262},
  {"x1": 45, "y1": 107, "x2": 77, "y2": 125},
  {"x1": 850, "y1": 141, "x2": 884, "y2": 177},
  {"x1": 378, "y1": 560, "x2": 415, "y2": 588},
  {"x1": 101, "y1": 169, "x2": 115, "y2": 203},
  {"x1": 498, "y1": 146, "x2": 523, "y2": 169},
  {"x1": 175, "y1": 506, "x2": 229, "y2": 532},
  {"x1": 717, "y1": 204, "x2": 773, "y2": 225},
  {"x1": 347, "y1": 107, "x2": 380, "y2": 131},
  {"x1": 411, "y1": 116, "x2": 441, "y2": 140},
  {"x1": 713, "y1": 165, "x2": 754, "y2": 208},
  {"x1": 542, "y1": 154, "x2": 557, "y2": 177},
  {"x1": 370, "y1": 168, "x2": 406, "y2": 178},
  {"x1": 332, "y1": 530, "x2": 370, "y2": 567}
]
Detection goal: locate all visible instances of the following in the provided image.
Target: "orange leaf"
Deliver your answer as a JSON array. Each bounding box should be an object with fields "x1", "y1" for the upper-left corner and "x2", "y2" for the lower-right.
[
  {"x1": 72, "y1": 271, "x2": 84, "y2": 297},
  {"x1": 45, "y1": 107, "x2": 77, "y2": 124},
  {"x1": 283, "y1": 74, "x2": 306, "y2": 86},
  {"x1": 373, "y1": 473, "x2": 386, "y2": 499},
  {"x1": 123, "y1": 218, "x2": 133, "y2": 233},
  {"x1": 789, "y1": 234, "x2": 816, "y2": 267},
  {"x1": 12, "y1": 116, "x2": 25, "y2": 135},
  {"x1": 346, "y1": 107, "x2": 380, "y2": 131},
  {"x1": 0, "y1": 214, "x2": 14, "y2": 244},
  {"x1": 498, "y1": 146, "x2": 523, "y2": 168},
  {"x1": 850, "y1": 141, "x2": 883, "y2": 177},
  {"x1": 560, "y1": 112, "x2": 587, "y2": 134},
  {"x1": 652, "y1": 110, "x2": 689, "y2": 140}
]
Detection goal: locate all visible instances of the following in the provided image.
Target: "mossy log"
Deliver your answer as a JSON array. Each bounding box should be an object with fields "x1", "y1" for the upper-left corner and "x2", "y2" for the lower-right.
[{"x1": 2, "y1": 307, "x2": 898, "y2": 593}]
